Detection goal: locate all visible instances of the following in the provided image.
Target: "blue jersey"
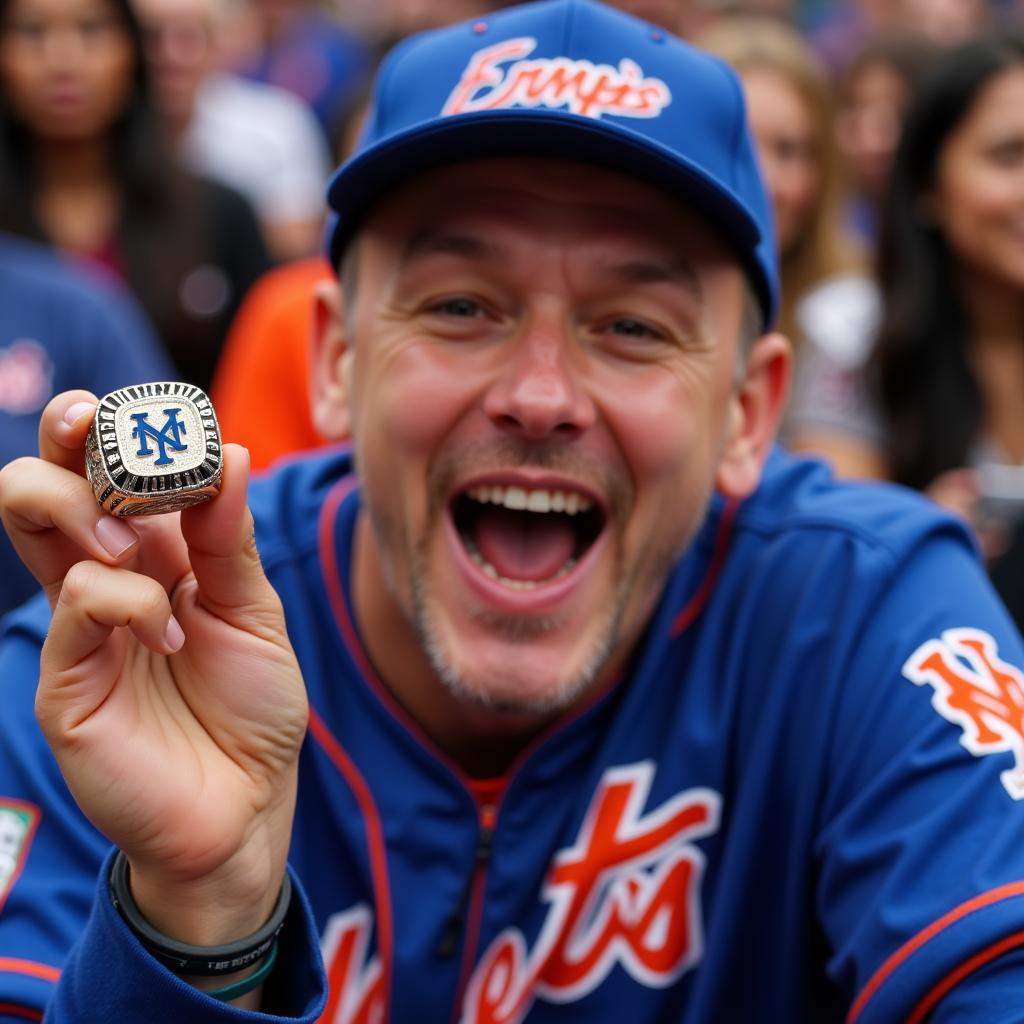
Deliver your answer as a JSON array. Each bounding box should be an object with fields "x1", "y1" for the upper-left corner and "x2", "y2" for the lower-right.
[
  {"x1": 0, "y1": 236, "x2": 174, "y2": 617},
  {"x1": 3, "y1": 448, "x2": 1024, "y2": 1022}
]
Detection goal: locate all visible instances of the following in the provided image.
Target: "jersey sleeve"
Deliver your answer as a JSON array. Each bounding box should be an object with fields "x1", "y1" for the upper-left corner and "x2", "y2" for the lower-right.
[
  {"x1": 0, "y1": 598, "x2": 109, "y2": 1020},
  {"x1": 47, "y1": 852, "x2": 327, "y2": 1024},
  {"x1": 813, "y1": 527, "x2": 1024, "y2": 1022},
  {"x1": 0, "y1": 601, "x2": 327, "y2": 1022}
]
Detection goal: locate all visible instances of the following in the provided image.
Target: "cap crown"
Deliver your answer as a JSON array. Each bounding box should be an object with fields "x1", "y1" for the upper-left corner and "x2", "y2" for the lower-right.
[{"x1": 327, "y1": 0, "x2": 778, "y2": 326}]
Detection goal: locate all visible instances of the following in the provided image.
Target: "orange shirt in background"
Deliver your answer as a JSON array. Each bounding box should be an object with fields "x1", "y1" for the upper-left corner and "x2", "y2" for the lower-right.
[{"x1": 211, "y1": 256, "x2": 335, "y2": 471}]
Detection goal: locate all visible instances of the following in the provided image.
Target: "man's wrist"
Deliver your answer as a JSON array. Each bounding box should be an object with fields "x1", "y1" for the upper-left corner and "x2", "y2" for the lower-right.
[{"x1": 109, "y1": 849, "x2": 291, "y2": 976}]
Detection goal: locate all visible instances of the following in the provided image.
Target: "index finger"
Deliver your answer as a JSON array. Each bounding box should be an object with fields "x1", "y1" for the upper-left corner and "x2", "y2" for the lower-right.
[{"x1": 38, "y1": 389, "x2": 99, "y2": 473}]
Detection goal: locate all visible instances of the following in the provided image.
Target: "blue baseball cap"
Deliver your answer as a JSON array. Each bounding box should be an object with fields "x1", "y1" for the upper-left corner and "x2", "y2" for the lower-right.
[{"x1": 326, "y1": 0, "x2": 779, "y2": 329}]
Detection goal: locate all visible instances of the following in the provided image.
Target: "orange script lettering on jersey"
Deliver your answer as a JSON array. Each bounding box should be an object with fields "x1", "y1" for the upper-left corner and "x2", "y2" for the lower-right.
[
  {"x1": 463, "y1": 762, "x2": 719, "y2": 1022},
  {"x1": 318, "y1": 763, "x2": 720, "y2": 1023}
]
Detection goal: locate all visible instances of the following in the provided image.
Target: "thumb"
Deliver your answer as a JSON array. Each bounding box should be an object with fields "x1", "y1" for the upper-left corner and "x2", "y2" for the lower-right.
[{"x1": 179, "y1": 445, "x2": 278, "y2": 619}]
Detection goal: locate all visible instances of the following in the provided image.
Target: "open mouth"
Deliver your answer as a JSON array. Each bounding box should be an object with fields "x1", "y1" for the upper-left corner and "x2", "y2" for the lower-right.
[{"x1": 451, "y1": 484, "x2": 606, "y2": 590}]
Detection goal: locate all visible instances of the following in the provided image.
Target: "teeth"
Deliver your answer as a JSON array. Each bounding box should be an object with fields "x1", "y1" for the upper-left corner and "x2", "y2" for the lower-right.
[
  {"x1": 465, "y1": 484, "x2": 593, "y2": 515},
  {"x1": 465, "y1": 537, "x2": 577, "y2": 589},
  {"x1": 504, "y1": 486, "x2": 527, "y2": 510}
]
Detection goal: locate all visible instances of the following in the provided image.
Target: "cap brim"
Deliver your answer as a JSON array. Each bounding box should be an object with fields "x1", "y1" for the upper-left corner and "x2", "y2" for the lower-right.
[{"x1": 326, "y1": 109, "x2": 764, "y2": 299}]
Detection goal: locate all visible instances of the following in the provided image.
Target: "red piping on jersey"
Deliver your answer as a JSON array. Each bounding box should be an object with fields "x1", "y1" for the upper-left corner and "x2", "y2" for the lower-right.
[
  {"x1": 316, "y1": 476, "x2": 496, "y2": 785},
  {"x1": 846, "y1": 881, "x2": 1024, "y2": 1022},
  {"x1": 0, "y1": 1003, "x2": 43, "y2": 1021},
  {"x1": 905, "y1": 927, "x2": 1024, "y2": 1023},
  {"x1": 0, "y1": 960, "x2": 59, "y2": 984},
  {"x1": 0, "y1": 799, "x2": 41, "y2": 915},
  {"x1": 670, "y1": 499, "x2": 739, "y2": 636},
  {"x1": 307, "y1": 708, "x2": 393, "y2": 1020}
]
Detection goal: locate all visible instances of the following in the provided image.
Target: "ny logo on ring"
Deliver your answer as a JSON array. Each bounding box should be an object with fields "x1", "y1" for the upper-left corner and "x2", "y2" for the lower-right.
[{"x1": 130, "y1": 407, "x2": 188, "y2": 466}]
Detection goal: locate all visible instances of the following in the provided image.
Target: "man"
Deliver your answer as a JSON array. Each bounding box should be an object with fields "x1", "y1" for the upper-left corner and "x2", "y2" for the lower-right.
[
  {"x1": 0, "y1": 2, "x2": 1022, "y2": 1021},
  {"x1": 0, "y1": 234, "x2": 174, "y2": 617}
]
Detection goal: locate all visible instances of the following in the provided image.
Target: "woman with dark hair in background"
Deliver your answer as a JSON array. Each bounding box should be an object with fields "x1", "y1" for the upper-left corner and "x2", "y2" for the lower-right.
[
  {"x1": 875, "y1": 32, "x2": 1024, "y2": 620},
  {"x1": 0, "y1": 0, "x2": 270, "y2": 389},
  {"x1": 795, "y1": 33, "x2": 1024, "y2": 626}
]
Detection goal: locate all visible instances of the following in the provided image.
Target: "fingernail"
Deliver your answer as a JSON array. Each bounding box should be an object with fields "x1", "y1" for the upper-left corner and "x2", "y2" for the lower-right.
[
  {"x1": 64, "y1": 401, "x2": 96, "y2": 426},
  {"x1": 95, "y1": 516, "x2": 138, "y2": 558},
  {"x1": 164, "y1": 615, "x2": 185, "y2": 653}
]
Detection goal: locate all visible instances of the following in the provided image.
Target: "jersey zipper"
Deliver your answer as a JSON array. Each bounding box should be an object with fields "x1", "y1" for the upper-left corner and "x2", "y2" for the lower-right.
[{"x1": 437, "y1": 808, "x2": 494, "y2": 958}]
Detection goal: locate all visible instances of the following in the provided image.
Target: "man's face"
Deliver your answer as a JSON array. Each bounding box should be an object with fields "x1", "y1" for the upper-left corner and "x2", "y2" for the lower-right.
[{"x1": 336, "y1": 158, "x2": 761, "y2": 717}]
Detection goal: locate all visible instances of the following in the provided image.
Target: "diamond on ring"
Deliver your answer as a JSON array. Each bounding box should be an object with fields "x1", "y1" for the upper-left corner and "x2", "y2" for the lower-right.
[{"x1": 84, "y1": 382, "x2": 223, "y2": 517}]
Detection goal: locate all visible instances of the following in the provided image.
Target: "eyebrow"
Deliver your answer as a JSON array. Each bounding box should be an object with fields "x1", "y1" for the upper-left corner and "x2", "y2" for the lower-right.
[
  {"x1": 399, "y1": 228, "x2": 505, "y2": 267},
  {"x1": 608, "y1": 258, "x2": 703, "y2": 301}
]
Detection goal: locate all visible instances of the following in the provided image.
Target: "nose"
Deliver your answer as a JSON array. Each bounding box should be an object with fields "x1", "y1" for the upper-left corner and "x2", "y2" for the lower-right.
[
  {"x1": 40, "y1": 25, "x2": 87, "y2": 68},
  {"x1": 482, "y1": 313, "x2": 596, "y2": 441}
]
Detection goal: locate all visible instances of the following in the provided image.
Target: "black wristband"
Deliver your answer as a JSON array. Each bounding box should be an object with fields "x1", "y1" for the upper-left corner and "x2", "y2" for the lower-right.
[{"x1": 109, "y1": 849, "x2": 292, "y2": 976}]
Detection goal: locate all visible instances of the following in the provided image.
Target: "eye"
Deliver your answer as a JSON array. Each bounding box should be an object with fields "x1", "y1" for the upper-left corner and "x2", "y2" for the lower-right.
[
  {"x1": 431, "y1": 296, "x2": 484, "y2": 319},
  {"x1": 988, "y1": 139, "x2": 1024, "y2": 168},
  {"x1": 4, "y1": 18, "x2": 45, "y2": 40},
  {"x1": 80, "y1": 14, "x2": 119, "y2": 36},
  {"x1": 606, "y1": 317, "x2": 664, "y2": 340},
  {"x1": 773, "y1": 138, "x2": 815, "y2": 166}
]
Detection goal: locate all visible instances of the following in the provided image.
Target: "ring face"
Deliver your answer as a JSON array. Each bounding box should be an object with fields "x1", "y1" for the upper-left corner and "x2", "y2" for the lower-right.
[{"x1": 85, "y1": 382, "x2": 223, "y2": 516}]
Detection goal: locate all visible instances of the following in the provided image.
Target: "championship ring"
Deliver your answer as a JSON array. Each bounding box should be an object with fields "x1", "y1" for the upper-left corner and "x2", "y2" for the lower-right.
[{"x1": 85, "y1": 382, "x2": 223, "y2": 517}]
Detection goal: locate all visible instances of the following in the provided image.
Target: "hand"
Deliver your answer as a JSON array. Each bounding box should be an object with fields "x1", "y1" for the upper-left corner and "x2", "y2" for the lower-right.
[{"x1": 0, "y1": 391, "x2": 308, "y2": 947}]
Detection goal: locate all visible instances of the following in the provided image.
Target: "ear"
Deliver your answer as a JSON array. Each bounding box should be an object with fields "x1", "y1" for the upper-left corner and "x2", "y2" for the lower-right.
[
  {"x1": 715, "y1": 332, "x2": 792, "y2": 500},
  {"x1": 310, "y1": 278, "x2": 354, "y2": 441}
]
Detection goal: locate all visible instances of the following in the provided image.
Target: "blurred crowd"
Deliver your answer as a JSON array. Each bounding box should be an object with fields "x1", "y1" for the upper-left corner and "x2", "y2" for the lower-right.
[{"x1": 3, "y1": 0, "x2": 1024, "y2": 623}]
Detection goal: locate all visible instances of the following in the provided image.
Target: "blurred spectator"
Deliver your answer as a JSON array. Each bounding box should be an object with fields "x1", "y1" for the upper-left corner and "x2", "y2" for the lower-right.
[
  {"x1": 788, "y1": 33, "x2": 1024, "y2": 626},
  {"x1": 0, "y1": 0, "x2": 270, "y2": 391},
  {"x1": 806, "y1": 0, "x2": 986, "y2": 75},
  {"x1": 836, "y1": 32, "x2": 937, "y2": 243},
  {"x1": 211, "y1": 256, "x2": 333, "y2": 469},
  {"x1": 137, "y1": 0, "x2": 332, "y2": 261},
  {"x1": 700, "y1": 18, "x2": 863, "y2": 344},
  {"x1": 900, "y1": 0, "x2": 990, "y2": 46},
  {"x1": 211, "y1": 0, "x2": 521, "y2": 467},
  {"x1": 699, "y1": 16, "x2": 879, "y2": 470},
  {"x1": 229, "y1": 0, "x2": 372, "y2": 150},
  {"x1": 380, "y1": 0, "x2": 520, "y2": 36},
  {"x1": 603, "y1": 0, "x2": 726, "y2": 39},
  {"x1": 0, "y1": 233, "x2": 174, "y2": 618}
]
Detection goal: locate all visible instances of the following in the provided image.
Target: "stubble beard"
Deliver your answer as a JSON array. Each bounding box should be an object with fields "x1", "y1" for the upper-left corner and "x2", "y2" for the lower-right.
[
  {"x1": 365, "y1": 439, "x2": 698, "y2": 717},
  {"x1": 405, "y1": 489, "x2": 709, "y2": 715},
  {"x1": 409, "y1": 542, "x2": 631, "y2": 716},
  {"x1": 400, "y1": 439, "x2": 638, "y2": 715}
]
